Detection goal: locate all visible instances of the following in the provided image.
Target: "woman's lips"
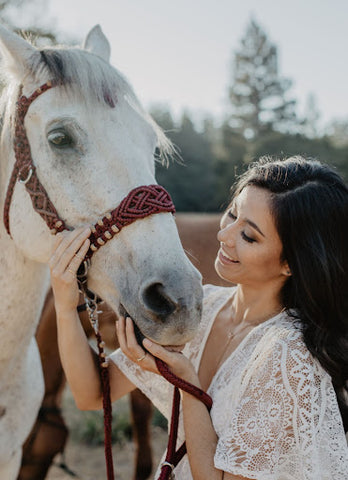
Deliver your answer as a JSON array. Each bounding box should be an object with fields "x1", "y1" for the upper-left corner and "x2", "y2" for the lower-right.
[{"x1": 218, "y1": 249, "x2": 239, "y2": 265}]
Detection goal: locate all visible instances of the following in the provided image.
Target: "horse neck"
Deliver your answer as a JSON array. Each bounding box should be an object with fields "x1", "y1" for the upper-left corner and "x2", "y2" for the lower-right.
[
  {"x1": 0, "y1": 222, "x2": 50, "y2": 357},
  {"x1": 0, "y1": 97, "x2": 51, "y2": 355}
]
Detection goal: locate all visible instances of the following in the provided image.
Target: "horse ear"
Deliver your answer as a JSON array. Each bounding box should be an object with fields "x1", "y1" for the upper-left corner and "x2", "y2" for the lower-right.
[
  {"x1": 83, "y1": 25, "x2": 111, "y2": 63},
  {"x1": 0, "y1": 24, "x2": 39, "y2": 80}
]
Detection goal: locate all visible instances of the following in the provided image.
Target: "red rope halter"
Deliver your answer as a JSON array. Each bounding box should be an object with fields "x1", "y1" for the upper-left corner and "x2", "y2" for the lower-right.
[
  {"x1": 4, "y1": 81, "x2": 210, "y2": 480},
  {"x1": 3, "y1": 81, "x2": 175, "y2": 254},
  {"x1": 3, "y1": 81, "x2": 65, "y2": 235}
]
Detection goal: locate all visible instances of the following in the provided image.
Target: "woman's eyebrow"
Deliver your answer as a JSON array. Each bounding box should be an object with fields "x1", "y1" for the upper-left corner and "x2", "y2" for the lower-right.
[{"x1": 244, "y1": 218, "x2": 265, "y2": 237}]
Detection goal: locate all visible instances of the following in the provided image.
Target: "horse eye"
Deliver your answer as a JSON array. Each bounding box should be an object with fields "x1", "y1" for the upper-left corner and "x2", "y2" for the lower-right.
[{"x1": 48, "y1": 129, "x2": 74, "y2": 148}]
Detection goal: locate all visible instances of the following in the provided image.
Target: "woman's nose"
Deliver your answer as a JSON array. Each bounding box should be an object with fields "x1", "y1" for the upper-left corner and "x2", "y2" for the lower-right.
[{"x1": 217, "y1": 223, "x2": 235, "y2": 246}]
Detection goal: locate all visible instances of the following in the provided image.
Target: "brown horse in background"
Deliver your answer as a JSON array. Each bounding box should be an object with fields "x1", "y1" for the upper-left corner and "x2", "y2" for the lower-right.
[{"x1": 18, "y1": 213, "x2": 228, "y2": 480}]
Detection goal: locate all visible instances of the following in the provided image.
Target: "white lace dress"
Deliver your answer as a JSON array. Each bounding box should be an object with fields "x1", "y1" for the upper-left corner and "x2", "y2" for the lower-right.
[{"x1": 109, "y1": 285, "x2": 348, "y2": 480}]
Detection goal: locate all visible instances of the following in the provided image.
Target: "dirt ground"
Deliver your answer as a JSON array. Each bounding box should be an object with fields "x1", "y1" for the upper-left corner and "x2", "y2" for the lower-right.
[
  {"x1": 46, "y1": 428, "x2": 167, "y2": 480},
  {"x1": 45, "y1": 388, "x2": 168, "y2": 480}
]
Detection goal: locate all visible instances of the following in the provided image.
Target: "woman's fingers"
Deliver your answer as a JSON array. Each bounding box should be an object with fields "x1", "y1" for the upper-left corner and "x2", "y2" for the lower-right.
[
  {"x1": 125, "y1": 317, "x2": 142, "y2": 351},
  {"x1": 142, "y1": 338, "x2": 175, "y2": 364},
  {"x1": 49, "y1": 226, "x2": 90, "y2": 275},
  {"x1": 63, "y1": 237, "x2": 90, "y2": 279},
  {"x1": 117, "y1": 317, "x2": 159, "y2": 373},
  {"x1": 50, "y1": 228, "x2": 90, "y2": 315},
  {"x1": 117, "y1": 316, "x2": 144, "y2": 359},
  {"x1": 143, "y1": 338, "x2": 199, "y2": 385},
  {"x1": 116, "y1": 317, "x2": 128, "y2": 353}
]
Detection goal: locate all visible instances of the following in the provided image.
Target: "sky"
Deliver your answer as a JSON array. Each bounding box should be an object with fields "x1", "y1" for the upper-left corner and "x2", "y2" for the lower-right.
[{"x1": 12, "y1": 0, "x2": 348, "y2": 128}]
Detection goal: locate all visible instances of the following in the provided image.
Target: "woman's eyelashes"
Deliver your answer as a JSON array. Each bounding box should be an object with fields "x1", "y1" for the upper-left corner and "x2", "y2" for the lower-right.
[
  {"x1": 227, "y1": 210, "x2": 256, "y2": 243},
  {"x1": 241, "y1": 231, "x2": 256, "y2": 243}
]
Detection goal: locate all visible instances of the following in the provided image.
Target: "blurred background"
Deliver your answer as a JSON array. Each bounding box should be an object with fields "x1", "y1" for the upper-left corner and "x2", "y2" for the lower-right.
[{"x1": 2, "y1": 0, "x2": 348, "y2": 214}]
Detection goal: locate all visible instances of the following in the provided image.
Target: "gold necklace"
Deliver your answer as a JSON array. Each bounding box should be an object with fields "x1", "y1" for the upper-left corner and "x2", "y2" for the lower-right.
[
  {"x1": 215, "y1": 322, "x2": 254, "y2": 371},
  {"x1": 215, "y1": 307, "x2": 286, "y2": 371}
]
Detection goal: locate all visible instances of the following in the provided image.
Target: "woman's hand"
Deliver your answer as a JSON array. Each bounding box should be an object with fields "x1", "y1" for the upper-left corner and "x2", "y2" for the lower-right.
[
  {"x1": 49, "y1": 226, "x2": 91, "y2": 316},
  {"x1": 116, "y1": 316, "x2": 200, "y2": 387}
]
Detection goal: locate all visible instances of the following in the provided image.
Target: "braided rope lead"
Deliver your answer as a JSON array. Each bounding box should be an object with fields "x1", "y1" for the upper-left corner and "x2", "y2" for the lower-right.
[
  {"x1": 155, "y1": 357, "x2": 213, "y2": 479},
  {"x1": 95, "y1": 330, "x2": 114, "y2": 480},
  {"x1": 82, "y1": 293, "x2": 115, "y2": 480}
]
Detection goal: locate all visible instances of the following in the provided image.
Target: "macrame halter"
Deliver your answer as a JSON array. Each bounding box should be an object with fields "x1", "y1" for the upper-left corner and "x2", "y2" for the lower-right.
[
  {"x1": 4, "y1": 81, "x2": 213, "y2": 480},
  {"x1": 3, "y1": 81, "x2": 176, "y2": 252}
]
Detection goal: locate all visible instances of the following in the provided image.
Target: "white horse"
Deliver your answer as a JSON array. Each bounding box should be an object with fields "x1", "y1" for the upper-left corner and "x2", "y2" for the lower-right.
[{"x1": 0, "y1": 24, "x2": 202, "y2": 478}]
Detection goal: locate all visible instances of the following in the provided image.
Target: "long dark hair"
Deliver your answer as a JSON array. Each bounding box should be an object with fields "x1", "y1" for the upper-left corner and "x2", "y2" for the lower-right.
[{"x1": 233, "y1": 156, "x2": 348, "y2": 431}]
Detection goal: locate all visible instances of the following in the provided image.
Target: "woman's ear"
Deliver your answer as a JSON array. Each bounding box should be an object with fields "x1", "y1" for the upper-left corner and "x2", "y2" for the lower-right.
[{"x1": 281, "y1": 261, "x2": 292, "y2": 277}]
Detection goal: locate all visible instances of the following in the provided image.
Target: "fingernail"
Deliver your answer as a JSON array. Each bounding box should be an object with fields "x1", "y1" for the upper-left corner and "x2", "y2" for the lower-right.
[
  {"x1": 143, "y1": 338, "x2": 152, "y2": 348},
  {"x1": 115, "y1": 321, "x2": 119, "y2": 330}
]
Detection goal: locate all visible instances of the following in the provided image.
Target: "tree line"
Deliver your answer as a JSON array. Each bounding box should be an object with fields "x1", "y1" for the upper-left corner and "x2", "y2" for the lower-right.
[
  {"x1": 154, "y1": 20, "x2": 348, "y2": 212},
  {"x1": 1, "y1": 3, "x2": 347, "y2": 213}
]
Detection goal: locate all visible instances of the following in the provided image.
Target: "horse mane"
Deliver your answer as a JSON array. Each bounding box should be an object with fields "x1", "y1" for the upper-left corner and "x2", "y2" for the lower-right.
[{"x1": 0, "y1": 43, "x2": 175, "y2": 165}]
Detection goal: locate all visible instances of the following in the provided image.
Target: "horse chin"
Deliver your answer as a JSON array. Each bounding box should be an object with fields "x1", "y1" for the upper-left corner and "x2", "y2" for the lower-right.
[{"x1": 118, "y1": 304, "x2": 187, "y2": 349}]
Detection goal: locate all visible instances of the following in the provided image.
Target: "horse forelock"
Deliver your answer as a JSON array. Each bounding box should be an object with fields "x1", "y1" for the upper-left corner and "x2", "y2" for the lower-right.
[
  {"x1": 0, "y1": 43, "x2": 175, "y2": 167},
  {"x1": 35, "y1": 47, "x2": 120, "y2": 108},
  {"x1": 30, "y1": 47, "x2": 175, "y2": 165}
]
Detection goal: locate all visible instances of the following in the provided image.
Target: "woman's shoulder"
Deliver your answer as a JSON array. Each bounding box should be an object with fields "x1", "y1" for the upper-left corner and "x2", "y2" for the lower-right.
[{"x1": 251, "y1": 313, "x2": 330, "y2": 381}]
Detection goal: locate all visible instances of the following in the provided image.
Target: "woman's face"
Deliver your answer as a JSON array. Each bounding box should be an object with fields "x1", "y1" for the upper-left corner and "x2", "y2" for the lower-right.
[{"x1": 215, "y1": 185, "x2": 289, "y2": 289}]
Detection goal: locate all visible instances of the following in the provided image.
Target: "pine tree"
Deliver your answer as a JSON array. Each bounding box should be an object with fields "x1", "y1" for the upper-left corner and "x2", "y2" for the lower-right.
[
  {"x1": 301, "y1": 93, "x2": 321, "y2": 138},
  {"x1": 228, "y1": 19, "x2": 297, "y2": 139},
  {"x1": 326, "y1": 119, "x2": 348, "y2": 148}
]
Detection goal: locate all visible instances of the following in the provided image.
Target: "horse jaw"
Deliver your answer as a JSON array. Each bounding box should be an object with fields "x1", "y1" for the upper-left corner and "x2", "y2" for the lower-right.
[
  {"x1": 8, "y1": 184, "x2": 55, "y2": 262},
  {"x1": 83, "y1": 25, "x2": 111, "y2": 63}
]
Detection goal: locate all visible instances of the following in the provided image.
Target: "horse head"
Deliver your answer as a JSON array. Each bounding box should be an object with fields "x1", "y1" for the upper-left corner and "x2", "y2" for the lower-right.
[{"x1": 0, "y1": 25, "x2": 203, "y2": 346}]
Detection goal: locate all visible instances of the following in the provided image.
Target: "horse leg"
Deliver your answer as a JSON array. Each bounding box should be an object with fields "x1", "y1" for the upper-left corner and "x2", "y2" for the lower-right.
[
  {"x1": 130, "y1": 389, "x2": 153, "y2": 480},
  {"x1": 18, "y1": 407, "x2": 68, "y2": 480},
  {"x1": 17, "y1": 292, "x2": 68, "y2": 480}
]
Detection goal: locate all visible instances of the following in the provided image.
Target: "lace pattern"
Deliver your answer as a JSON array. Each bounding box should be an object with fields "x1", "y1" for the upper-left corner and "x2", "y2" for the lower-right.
[{"x1": 110, "y1": 285, "x2": 348, "y2": 479}]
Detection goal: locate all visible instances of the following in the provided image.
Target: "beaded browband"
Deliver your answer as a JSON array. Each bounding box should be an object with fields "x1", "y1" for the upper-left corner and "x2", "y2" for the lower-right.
[{"x1": 3, "y1": 81, "x2": 176, "y2": 260}]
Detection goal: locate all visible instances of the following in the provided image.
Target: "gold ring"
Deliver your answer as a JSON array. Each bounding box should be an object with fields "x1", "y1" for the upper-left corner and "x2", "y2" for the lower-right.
[{"x1": 136, "y1": 353, "x2": 146, "y2": 362}]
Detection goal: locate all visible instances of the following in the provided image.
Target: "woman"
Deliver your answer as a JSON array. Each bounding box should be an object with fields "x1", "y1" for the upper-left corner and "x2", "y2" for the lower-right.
[{"x1": 50, "y1": 156, "x2": 348, "y2": 479}]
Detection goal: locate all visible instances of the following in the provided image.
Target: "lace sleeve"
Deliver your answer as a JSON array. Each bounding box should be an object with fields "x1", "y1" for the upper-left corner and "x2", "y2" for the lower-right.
[
  {"x1": 214, "y1": 327, "x2": 348, "y2": 480},
  {"x1": 108, "y1": 349, "x2": 174, "y2": 420}
]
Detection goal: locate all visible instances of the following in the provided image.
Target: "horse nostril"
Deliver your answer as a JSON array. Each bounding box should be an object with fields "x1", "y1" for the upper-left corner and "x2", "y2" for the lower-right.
[{"x1": 141, "y1": 282, "x2": 177, "y2": 320}]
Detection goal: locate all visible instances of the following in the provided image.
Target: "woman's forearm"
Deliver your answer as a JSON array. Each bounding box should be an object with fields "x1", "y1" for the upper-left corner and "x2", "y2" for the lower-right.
[
  {"x1": 57, "y1": 309, "x2": 136, "y2": 410},
  {"x1": 181, "y1": 391, "x2": 222, "y2": 479},
  {"x1": 56, "y1": 309, "x2": 103, "y2": 410},
  {"x1": 182, "y1": 392, "x2": 249, "y2": 480}
]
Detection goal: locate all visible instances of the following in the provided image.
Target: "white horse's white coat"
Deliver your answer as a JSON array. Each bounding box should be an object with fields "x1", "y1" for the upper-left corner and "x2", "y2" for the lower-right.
[{"x1": 0, "y1": 25, "x2": 202, "y2": 478}]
